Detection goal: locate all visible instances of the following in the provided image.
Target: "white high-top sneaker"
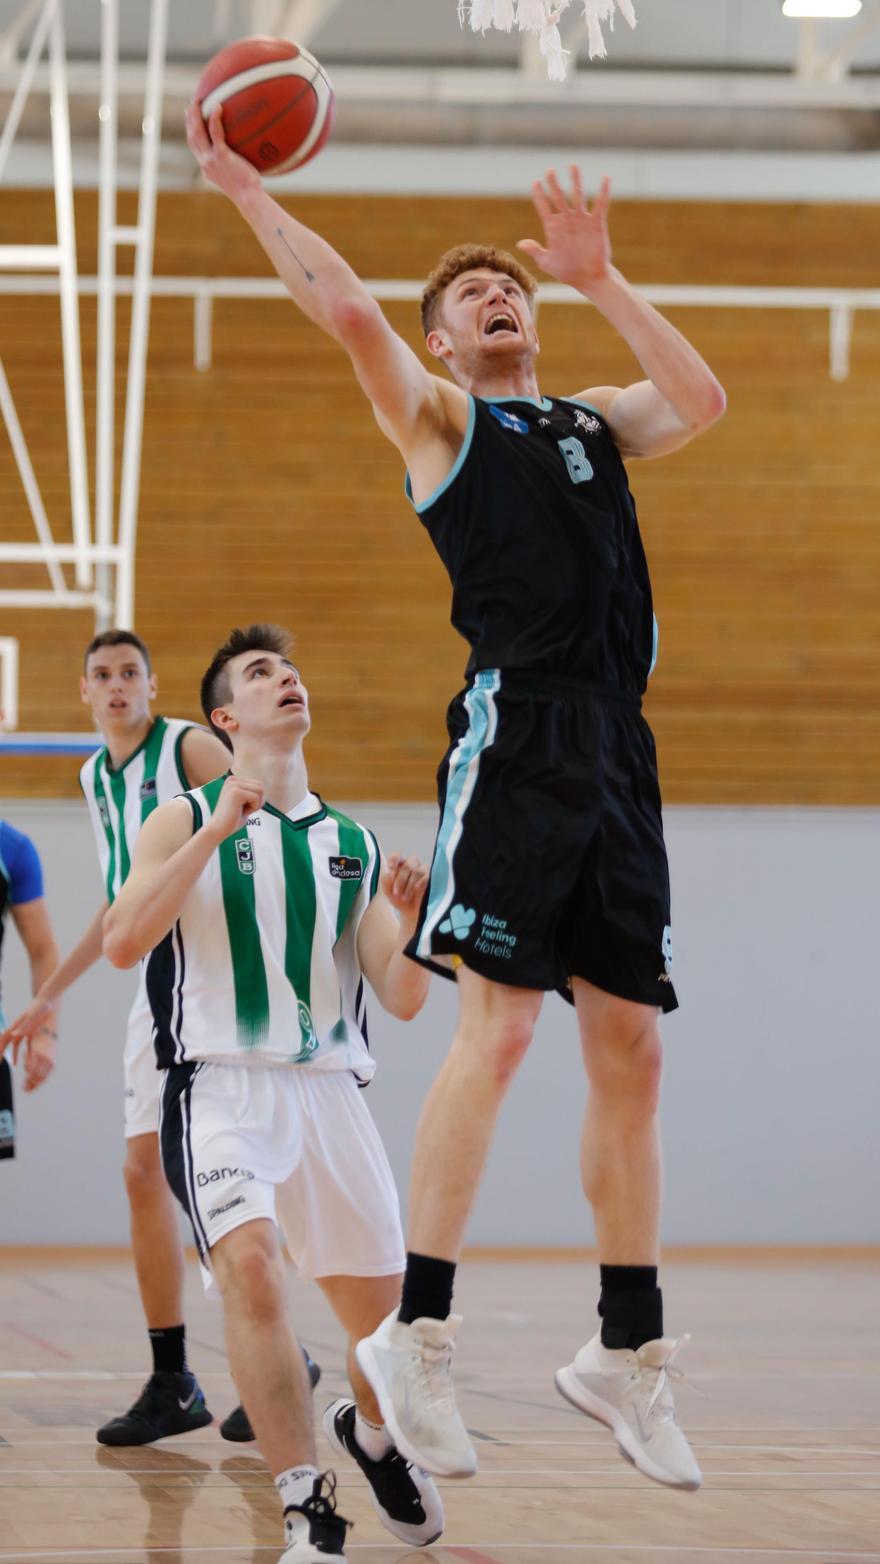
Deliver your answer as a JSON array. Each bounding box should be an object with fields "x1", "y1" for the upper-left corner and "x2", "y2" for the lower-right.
[
  {"x1": 355, "y1": 1310, "x2": 477, "y2": 1479},
  {"x1": 556, "y1": 1332, "x2": 702, "y2": 1490}
]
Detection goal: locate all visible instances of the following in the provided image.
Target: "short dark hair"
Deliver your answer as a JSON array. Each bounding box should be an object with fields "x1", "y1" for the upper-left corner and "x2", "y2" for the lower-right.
[
  {"x1": 200, "y1": 624, "x2": 292, "y2": 750},
  {"x1": 84, "y1": 628, "x2": 152, "y2": 673}
]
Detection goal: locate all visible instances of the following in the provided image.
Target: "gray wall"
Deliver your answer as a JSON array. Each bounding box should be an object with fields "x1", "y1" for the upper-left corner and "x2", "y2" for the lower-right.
[{"x1": 1, "y1": 800, "x2": 877, "y2": 1246}]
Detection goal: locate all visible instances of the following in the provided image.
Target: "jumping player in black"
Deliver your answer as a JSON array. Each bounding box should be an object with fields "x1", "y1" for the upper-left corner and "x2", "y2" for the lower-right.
[{"x1": 188, "y1": 105, "x2": 725, "y2": 1509}]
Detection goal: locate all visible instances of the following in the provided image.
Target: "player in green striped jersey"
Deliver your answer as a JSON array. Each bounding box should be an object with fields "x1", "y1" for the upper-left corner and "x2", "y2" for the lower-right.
[
  {"x1": 0, "y1": 630, "x2": 304, "y2": 1447},
  {"x1": 104, "y1": 625, "x2": 443, "y2": 1562}
]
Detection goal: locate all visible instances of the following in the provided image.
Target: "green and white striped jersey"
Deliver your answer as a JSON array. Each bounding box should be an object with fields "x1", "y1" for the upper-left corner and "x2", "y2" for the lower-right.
[
  {"x1": 147, "y1": 780, "x2": 381, "y2": 1080},
  {"x1": 80, "y1": 717, "x2": 195, "y2": 903}
]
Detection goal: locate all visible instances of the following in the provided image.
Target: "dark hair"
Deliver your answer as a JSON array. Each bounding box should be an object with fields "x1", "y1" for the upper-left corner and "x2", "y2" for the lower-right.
[
  {"x1": 200, "y1": 624, "x2": 292, "y2": 750},
  {"x1": 84, "y1": 628, "x2": 152, "y2": 673},
  {"x1": 421, "y1": 243, "x2": 538, "y2": 336}
]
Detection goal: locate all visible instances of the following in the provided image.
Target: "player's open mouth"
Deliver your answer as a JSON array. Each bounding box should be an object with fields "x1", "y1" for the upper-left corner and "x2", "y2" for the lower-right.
[
  {"x1": 108, "y1": 701, "x2": 128, "y2": 710},
  {"x1": 278, "y1": 693, "x2": 304, "y2": 709},
  {"x1": 484, "y1": 312, "x2": 518, "y2": 337}
]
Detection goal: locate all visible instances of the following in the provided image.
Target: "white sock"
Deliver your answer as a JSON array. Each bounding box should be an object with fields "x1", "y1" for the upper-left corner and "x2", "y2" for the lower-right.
[
  {"x1": 354, "y1": 1409, "x2": 393, "y2": 1461},
  {"x1": 276, "y1": 1464, "x2": 319, "y2": 1514}
]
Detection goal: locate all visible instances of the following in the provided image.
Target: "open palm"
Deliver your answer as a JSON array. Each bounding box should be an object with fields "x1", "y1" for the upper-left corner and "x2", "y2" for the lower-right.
[{"x1": 518, "y1": 168, "x2": 613, "y2": 292}]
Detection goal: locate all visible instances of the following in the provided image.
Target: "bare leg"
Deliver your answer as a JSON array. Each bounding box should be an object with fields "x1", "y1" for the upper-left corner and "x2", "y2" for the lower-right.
[
  {"x1": 407, "y1": 967, "x2": 543, "y2": 1260},
  {"x1": 573, "y1": 980, "x2": 663, "y2": 1263},
  {"x1": 124, "y1": 1133, "x2": 185, "y2": 1328},
  {"x1": 319, "y1": 1273, "x2": 402, "y2": 1423},
  {"x1": 211, "y1": 1219, "x2": 314, "y2": 1475}
]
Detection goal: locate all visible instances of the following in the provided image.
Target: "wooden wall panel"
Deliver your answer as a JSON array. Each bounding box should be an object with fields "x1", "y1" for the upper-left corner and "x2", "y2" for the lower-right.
[{"x1": 2, "y1": 191, "x2": 880, "y2": 803}]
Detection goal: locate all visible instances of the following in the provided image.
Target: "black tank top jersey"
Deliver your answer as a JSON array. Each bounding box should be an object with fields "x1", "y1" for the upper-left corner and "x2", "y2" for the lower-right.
[{"x1": 407, "y1": 395, "x2": 657, "y2": 694}]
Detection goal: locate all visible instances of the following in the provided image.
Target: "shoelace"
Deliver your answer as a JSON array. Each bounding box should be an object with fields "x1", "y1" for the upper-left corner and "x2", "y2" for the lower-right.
[
  {"x1": 637, "y1": 1335, "x2": 694, "y2": 1421},
  {"x1": 412, "y1": 1338, "x2": 456, "y2": 1414},
  {"x1": 125, "y1": 1377, "x2": 168, "y2": 1419},
  {"x1": 300, "y1": 1471, "x2": 348, "y2": 1525}
]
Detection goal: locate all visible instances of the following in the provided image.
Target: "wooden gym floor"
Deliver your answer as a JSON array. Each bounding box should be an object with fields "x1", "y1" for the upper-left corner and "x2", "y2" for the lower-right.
[{"x1": 0, "y1": 1249, "x2": 878, "y2": 1563}]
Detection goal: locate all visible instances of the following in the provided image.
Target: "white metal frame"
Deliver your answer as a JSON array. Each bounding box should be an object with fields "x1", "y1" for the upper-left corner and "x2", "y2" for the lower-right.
[
  {"x1": 0, "y1": 0, "x2": 169, "y2": 643},
  {"x1": 0, "y1": 272, "x2": 873, "y2": 381},
  {"x1": 0, "y1": 638, "x2": 19, "y2": 731},
  {"x1": 0, "y1": 0, "x2": 92, "y2": 608}
]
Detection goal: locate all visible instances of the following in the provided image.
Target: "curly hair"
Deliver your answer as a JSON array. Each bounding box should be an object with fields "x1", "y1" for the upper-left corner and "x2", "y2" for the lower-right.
[{"x1": 420, "y1": 244, "x2": 538, "y2": 336}]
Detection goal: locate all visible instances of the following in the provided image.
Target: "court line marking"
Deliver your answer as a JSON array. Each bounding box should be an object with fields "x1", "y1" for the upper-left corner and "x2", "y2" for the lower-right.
[
  {"x1": 447, "y1": 1551, "x2": 504, "y2": 1564},
  {"x1": 0, "y1": 1465, "x2": 877, "y2": 1480},
  {"x1": 3, "y1": 1326, "x2": 73, "y2": 1363},
  {"x1": 1, "y1": 1547, "x2": 879, "y2": 1560},
  {"x1": 448, "y1": 1549, "x2": 504, "y2": 1564}
]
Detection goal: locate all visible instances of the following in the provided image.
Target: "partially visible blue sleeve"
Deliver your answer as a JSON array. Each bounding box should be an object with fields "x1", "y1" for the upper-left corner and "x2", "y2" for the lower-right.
[{"x1": 0, "y1": 822, "x2": 45, "y2": 905}]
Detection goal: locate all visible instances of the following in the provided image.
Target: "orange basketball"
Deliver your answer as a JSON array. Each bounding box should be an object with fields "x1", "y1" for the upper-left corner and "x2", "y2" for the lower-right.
[{"x1": 197, "y1": 36, "x2": 335, "y2": 176}]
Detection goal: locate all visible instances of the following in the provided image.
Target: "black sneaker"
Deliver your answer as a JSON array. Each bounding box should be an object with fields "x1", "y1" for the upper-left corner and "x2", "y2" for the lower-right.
[
  {"x1": 322, "y1": 1397, "x2": 444, "y2": 1547},
  {"x1": 220, "y1": 1348, "x2": 322, "y2": 1442},
  {"x1": 282, "y1": 1472, "x2": 350, "y2": 1562},
  {"x1": 96, "y1": 1371, "x2": 213, "y2": 1446}
]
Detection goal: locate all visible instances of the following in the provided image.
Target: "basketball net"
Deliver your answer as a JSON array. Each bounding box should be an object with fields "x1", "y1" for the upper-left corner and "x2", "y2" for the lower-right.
[{"x1": 458, "y1": 1, "x2": 637, "y2": 80}]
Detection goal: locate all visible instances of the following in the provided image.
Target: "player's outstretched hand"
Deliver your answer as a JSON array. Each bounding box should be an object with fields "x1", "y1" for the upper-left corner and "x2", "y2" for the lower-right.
[
  {"x1": 185, "y1": 102, "x2": 261, "y2": 205},
  {"x1": 382, "y1": 854, "x2": 429, "y2": 920},
  {"x1": 21, "y1": 1026, "x2": 56, "y2": 1093},
  {"x1": 207, "y1": 775, "x2": 265, "y2": 843},
  {"x1": 518, "y1": 167, "x2": 613, "y2": 293},
  {"x1": 0, "y1": 995, "x2": 57, "y2": 1092},
  {"x1": 0, "y1": 991, "x2": 54, "y2": 1059}
]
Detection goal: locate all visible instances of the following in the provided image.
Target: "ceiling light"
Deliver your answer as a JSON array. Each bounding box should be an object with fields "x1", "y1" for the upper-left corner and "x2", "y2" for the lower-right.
[{"x1": 782, "y1": 1, "x2": 862, "y2": 17}]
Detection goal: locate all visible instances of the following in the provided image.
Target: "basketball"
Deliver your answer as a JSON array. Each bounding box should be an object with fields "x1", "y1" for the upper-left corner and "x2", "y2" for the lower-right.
[{"x1": 197, "y1": 36, "x2": 334, "y2": 176}]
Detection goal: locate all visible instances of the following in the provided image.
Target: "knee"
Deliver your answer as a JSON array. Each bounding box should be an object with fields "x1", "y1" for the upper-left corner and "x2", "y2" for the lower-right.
[
  {"x1": 457, "y1": 1016, "x2": 536, "y2": 1091},
  {"x1": 587, "y1": 1020, "x2": 663, "y2": 1113},
  {"x1": 214, "y1": 1230, "x2": 285, "y2": 1322},
  {"x1": 123, "y1": 1139, "x2": 163, "y2": 1203}
]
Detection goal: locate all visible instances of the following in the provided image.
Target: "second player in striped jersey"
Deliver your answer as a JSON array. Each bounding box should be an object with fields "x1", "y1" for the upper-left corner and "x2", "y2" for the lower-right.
[
  {"x1": 104, "y1": 624, "x2": 443, "y2": 1562},
  {"x1": 0, "y1": 630, "x2": 291, "y2": 1445}
]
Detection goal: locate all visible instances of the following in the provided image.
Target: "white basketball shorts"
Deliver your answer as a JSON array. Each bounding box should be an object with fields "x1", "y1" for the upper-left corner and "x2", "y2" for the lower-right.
[
  {"x1": 123, "y1": 969, "x2": 161, "y2": 1139},
  {"x1": 159, "y1": 1059, "x2": 405, "y2": 1283}
]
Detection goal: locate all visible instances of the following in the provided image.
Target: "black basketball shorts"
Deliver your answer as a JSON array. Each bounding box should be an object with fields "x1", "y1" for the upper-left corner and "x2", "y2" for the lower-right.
[
  {"x1": 406, "y1": 669, "x2": 678, "y2": 1013},
  {"x1": 0, "y1": 1055, "x2": 15, "y2": 1160}
]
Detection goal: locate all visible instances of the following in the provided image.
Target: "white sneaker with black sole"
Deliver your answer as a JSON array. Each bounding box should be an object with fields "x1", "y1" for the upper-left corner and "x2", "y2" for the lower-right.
[
  {"x1": 355, "y1": 1310, "x2": 476, "y2": 1479},
  {"x1": 323, "y1": 1397, "x2": 443, "y2": 1547},
  {"x1": 280, "y1": 1472, "x2": 351, "y2": 1562},
  {"x1": 555, "y1": 1333, "x2": 702, "y2": 1491}
]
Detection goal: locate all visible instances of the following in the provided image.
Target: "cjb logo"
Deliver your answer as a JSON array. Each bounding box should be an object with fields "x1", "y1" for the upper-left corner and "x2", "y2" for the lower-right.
[{"x1": 235, "y1": 838, "x2": 255, "y2": 876}]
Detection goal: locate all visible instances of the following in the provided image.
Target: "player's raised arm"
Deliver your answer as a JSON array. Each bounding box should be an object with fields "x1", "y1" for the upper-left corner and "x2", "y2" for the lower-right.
[
  {"x1": 185, "y1": 104, "x2": 443, "y2": 453},
  {"x1": 518, "y1": 168, "x2": 726, "y2": 459},
  {"x1": 104, "y1": 777, "x2": 262, "y2": 968}
]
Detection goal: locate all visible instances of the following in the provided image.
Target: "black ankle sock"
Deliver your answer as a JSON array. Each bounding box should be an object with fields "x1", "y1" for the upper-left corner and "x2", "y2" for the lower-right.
[
  {"x1": 398, "y1": 1253, "x2": 456, "y2": 1325},
  {"x1": 598, "y1": 1265, "x2": 663, "y2": 1351},
  {"x1": 149, "y1": 1325, "x2": 188, "y2": 1376}
]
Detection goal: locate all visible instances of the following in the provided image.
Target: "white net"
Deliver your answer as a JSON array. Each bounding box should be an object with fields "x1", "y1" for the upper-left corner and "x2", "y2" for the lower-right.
[{"x1": 458, "y1": 1, "x2": 638, "y2": 80}]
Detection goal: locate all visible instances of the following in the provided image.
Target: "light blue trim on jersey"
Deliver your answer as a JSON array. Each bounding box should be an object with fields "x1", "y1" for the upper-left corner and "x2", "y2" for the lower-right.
[
  {"x1": 417, "y1": 669, "x2": 501, "y2": 959},
  {"x1": 650, "y1": 615, "x2": 659, "y2": 677},
  {"x1": 405, "y1": 395, "x2": 476, "y2": 515},
  {"x1": 484, "y1": 395, "x2": 553, "y2": 411}
]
